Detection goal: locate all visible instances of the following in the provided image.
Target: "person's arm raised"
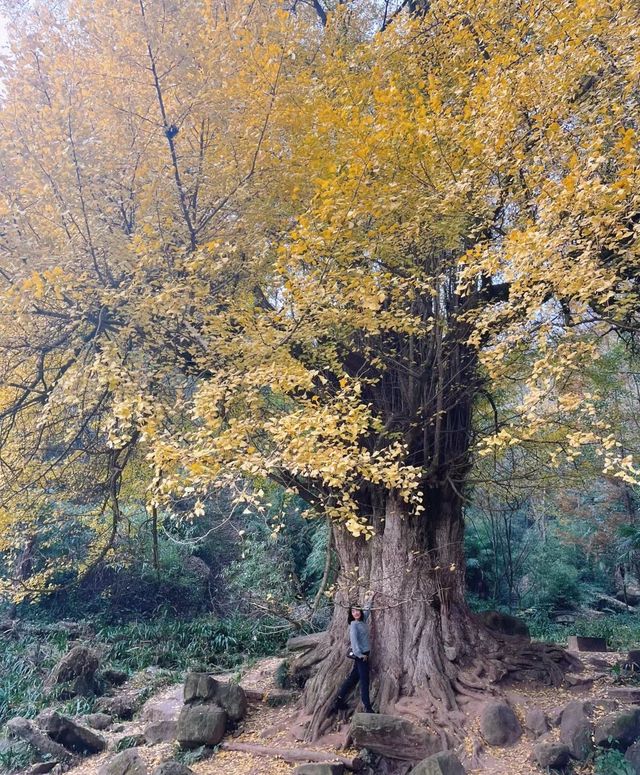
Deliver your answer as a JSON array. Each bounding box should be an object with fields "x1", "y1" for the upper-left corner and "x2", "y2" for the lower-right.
[{"x1": 362, "y1": 590, "x2": 375, "y2": 621}]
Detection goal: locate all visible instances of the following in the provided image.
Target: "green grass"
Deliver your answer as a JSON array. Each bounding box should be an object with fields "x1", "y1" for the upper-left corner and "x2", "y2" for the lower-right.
[
  {"x1": 0, "y1": 613, "x2": 287, "y2": 730},
  {"x1": 97, "y1": 614, "x2": 288, "y2": 674},
  {"x1": 0, "y1": 740, "x2": 38, "y2": 774},
  {"x1": 529, "y1": 613, "x2": 640, "y2": 651},
  {"x1": 0, "y1": 633, "x2": 69, "y2": 728}
]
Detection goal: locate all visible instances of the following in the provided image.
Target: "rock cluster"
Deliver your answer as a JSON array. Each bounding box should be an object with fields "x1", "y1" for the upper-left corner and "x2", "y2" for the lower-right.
[
  {"x1": 6, "y1": 655, "x2": 249, "y2": 775},
  {"x1": 7, "y1": 711, "x2": 107, "y2": 771},
  {"x1": 176, "y1": 672, "x2": 248, "y2": 749},
  {"x1": 527, "y1": 700, "x2": 640, "y2": 771}
]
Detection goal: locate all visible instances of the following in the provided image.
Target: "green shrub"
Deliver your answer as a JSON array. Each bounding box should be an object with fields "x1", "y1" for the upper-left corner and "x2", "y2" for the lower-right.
[
  {"x1": 525, "y1": 537, "x2": 583, "y2": 611},
  {"x1": 0, "y1": 739, "x2": 38, "y2": 774},
  {"x1": 594, "y1": 747, "x2": 634, "y2": 775}
]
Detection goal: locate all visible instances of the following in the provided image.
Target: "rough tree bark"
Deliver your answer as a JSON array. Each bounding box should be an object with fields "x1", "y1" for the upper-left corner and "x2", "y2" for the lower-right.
[
  {"x1": 291, "y1": 281, "x2": 581, "y2": 741},
  {"x1": 298, "y1": 490, "x2": 577, "y2": 742}
]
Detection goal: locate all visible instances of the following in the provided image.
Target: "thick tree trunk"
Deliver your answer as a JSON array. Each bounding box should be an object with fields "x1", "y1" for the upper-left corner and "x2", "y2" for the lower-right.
[{"x1": 299, "y1": 487, "x2": 575, "y2": 741}]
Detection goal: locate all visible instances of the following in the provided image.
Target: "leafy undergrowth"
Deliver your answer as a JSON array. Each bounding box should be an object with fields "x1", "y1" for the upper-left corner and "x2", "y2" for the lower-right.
[
  {"x1": 0, "y1": 632, "x2": 97, "y2": 729},
  {"x1": 594, "y1": 748, "x2": 635, "y2": 775},
  {"x1": 0, "y1": 613, "x2": 289, "y2": 772},
  {"x1": 96, "y1": 614, "x2": 288, "y2": 673},
  {"x1": 528, "y1": 613, "x2": 640, "y2": 651}
]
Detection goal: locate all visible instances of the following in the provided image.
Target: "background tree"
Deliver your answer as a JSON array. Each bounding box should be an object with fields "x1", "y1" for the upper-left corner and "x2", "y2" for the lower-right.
[{"x1": 1, "y1": 0, "x2": 640, "y2": 742}]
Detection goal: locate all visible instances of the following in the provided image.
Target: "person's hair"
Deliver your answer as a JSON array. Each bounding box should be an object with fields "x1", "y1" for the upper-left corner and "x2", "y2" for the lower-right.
[{"x1": 347, "y1": 605, "x2": 364, "y2": 624}]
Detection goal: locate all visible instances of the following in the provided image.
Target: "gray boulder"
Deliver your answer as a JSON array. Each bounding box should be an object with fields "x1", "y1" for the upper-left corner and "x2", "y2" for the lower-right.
[
  {"x1": 6, "y1": 717, "x2": 72, "y2": 762},
  {"x1": 151, "y1": 763, "x2": 195, "y2": 775},
  {"x1": 177, "y1": 705, "x2": 227, "y2": 749},
  {"x1": 410, "y1": 750, "x2": 466, "y2": 774},
  {"x1": 524, "y1": 707, "x2": 549, "y2": 738},
  {"x1": 83, "y1": 713, "x2": 112, "y2": 730},
  {"x1": 625, "y1": 740, "x2": 640, "y2": 773},
  {"x1": 183, "y1": 673, "x2": 247, "y2": 722},
  {"x1": 533, "y1": 741, "x2": 571, "y2": 769},
  {"x1": 480, "y1": 702, "x2": 522, "y2": 746},
  {"x1": 99, "y1": 749, "x2": 148, "y2": 775},
  {"x1": 594, "y1": 708, "x2": 640, "y2": 751},
  {"x1": 144, "y1": 720, "x2": 177, "y2": 745},
  {"x1": 46, "y1": 645, "x2": 100, "y2": 697},
  {"x1": 140, "y1": 686, "x2": 183, "y2": 723},
  {"x1": 183, "y1": 673, "x2": 217, "y2": 704},
  {"x1": 559, "y1": 701, "x2": 593, "y2": 760},
  {"x1": 213, "y1": 681, "x2": 247, "y2": 722},
  {"x1": 293, "y1": 766, "x2": 345, "y2": 775},
  {"x1": 349, "y1": 713, "x2": 440, "y2": 761},
  {"x1": 37, "y1": 709, "x2": 106, "y2": 754}
]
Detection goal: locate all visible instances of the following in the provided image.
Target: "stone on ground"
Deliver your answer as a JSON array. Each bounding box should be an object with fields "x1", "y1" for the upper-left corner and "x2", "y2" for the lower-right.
[
  {"x1": 6, "y1": 717, "x2": 72, "y2": 762},
  {"x1": 45, "y1": 645, "x2": 100, "y2": 698},
  {"x1": 567, "y1": 635, "x2": 608, "y2": 652},
  {"x1": 102, "y1": 669, "x2": 129, "y2": 687},
  {"x1": 533, "y1": 741, "x2": 571, "y2": 769},
  {"x1": 37, "y1": 709, "x2": 106, "y2": 754},
  {"x1": 113, "y1": 733, "x2": 146, "y2": 749},
  {"x1": 144, "y1": 719, "x2": 178, "y2": 744},
  {"x1": 559, "y1": 700, "x2": 593, "y2": 760},
  {"x1": 480, "y1": 702, "x2": 522, "y2": 746},
  {"x1": 625, "y1": 740, "x2": 640, "y2": 773},
  {"x1": 524, "y1": 707, "x2": 549, "y2": 738},
  {"x1": 98, "y1": 749, "x2": 148, "y2": 775},
  {"x1": 410, "y1": 750, "x2": 466, "y2": 774},
  {"x1": 182, "y1": 673, "x2": 247, "y2": 722},
  {"x1": 594, "y1": 708, "x2": 640, "y2": 751},
  {"x1": 83, "y1": 712, "x2": 112, "y2": 730},
  {"x1": 140, "y1": 686, "x2": 183, "y2": 723},
  {"x1": 212, "y1": 681, "x2": 247, "y2": 722},
  {"x1": 96, "y1": 694, "x2": 140, "y2": 720},
  {"x1": 349, "y1": 712, "x2": 440, "y2": 761},
  {"x1": 292, "y1": 765, "x2": 345, "y2": 775},
  {"x1": 183, "y1": 673, "x2": 218, "y2": 704},
  {"x1": 151, "y1": 763, "x2": 195, "y2": 775},
  {"x1": 177, "y1": 704, "x2": 227, "y2": 748}
]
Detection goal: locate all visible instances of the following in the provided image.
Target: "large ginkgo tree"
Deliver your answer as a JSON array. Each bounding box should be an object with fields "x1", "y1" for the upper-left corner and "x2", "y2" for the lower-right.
[{"x1": 1, "y1": 0, "x2": 639, "y2": 739}]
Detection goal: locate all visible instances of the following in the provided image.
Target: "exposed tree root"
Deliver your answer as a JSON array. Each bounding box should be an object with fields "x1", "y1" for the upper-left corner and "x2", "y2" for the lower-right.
[{"x1": 295, "y1": 630, "x2": 583, "y2": 744}]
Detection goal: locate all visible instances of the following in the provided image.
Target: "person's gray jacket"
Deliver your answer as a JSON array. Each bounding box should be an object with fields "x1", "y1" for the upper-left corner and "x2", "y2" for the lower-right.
[{"x1": 349, "y1": 600, "x2": 372, "y2": 658}]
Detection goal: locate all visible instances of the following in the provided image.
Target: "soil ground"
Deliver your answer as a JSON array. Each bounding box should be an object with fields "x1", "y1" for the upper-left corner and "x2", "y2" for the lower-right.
[{"x1": 59, "y1": 650, "x2": 633, "y2": 775}]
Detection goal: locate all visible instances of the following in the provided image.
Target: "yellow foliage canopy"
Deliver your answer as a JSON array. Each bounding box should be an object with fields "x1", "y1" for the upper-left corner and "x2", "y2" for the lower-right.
[{"x1": 0, "y1": 0, "x2": 639, "y2": 594}]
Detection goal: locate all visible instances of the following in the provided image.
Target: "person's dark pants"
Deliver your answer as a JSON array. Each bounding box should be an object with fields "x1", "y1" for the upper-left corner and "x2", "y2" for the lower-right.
[{"x1": 336, "y1": 654, "x2": 372, "y2": 711}]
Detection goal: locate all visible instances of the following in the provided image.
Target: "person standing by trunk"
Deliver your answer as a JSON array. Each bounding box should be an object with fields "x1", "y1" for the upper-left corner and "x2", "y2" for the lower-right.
[{"x1": 331, "y1": 592, "x2": 375, "y2": 714}]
